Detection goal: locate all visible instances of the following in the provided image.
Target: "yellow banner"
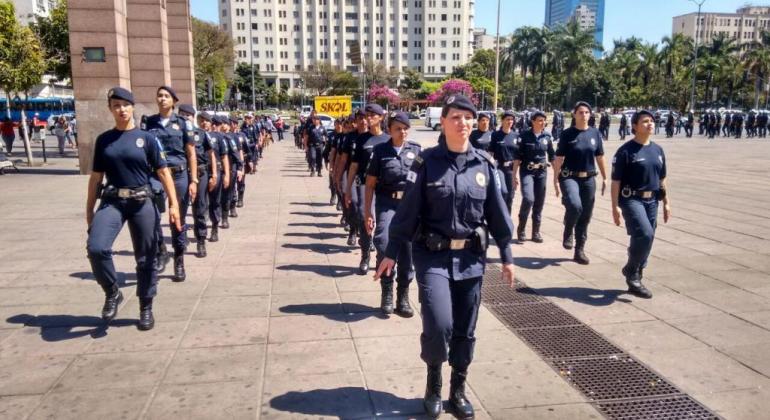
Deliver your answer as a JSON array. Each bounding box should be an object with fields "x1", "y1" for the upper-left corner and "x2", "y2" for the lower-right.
[{"x1": 314, "y1": 96, "x2": 352, "y2": 118}]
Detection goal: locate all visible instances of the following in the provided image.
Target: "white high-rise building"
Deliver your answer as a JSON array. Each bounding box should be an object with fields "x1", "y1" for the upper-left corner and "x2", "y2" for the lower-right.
[
  {"x1": 219, "y1": 0, "x2": 476, "y2": 91},
  {"x1": 11, "y1": 0, "x2": 58, "y2": 25}
]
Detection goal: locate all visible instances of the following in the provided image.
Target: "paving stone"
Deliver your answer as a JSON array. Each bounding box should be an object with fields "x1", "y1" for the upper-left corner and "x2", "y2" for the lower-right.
[
  {"x1": 265, "y1": 339, "x2": 359, "y2": 377},
  {"x1": 347, "y1": 311, "x2": 422, "y2": 338},
  {"x1": 592, "y1": 320, "x2": 708, "y2": 353},
  {"x1": 693, "y1": 388, "x2": 770, "y2": 420},
  {"x1": 260, "y1": 372, "x2": 373, "y2": 419},
  {"x1": 201, "y1": 276, "x2": 271, "y2": 297},
  {"x1": 147, "y1": 380, "x2": 261, "y2": 419},
  {"x1": 270, "y1": 291, "x2": 342, "y2": 317},
  {"x1": 0, "y1": 354, "x2": 73, "y2": 396},
  {"x1": 268, "y1": 314, "x2": 350, "y2": 343},
  {"x1": 669, "y1": 313, "x2": 770, "y2": 349},
  {"x1": 54, "y1": 350, "x2": 173, "y2": 391},
  {"x1": 355, "y1": 335, "x2": 423, "y2": 373},
  {"x1": 85, "y1": 321, "x2": 186, "y2": 354},
  {"x1": 29, "y1": 388, "x2": 150, "y2": 420},
  {"x1": 0, "y1": 395, "x2": 41, "y2": 419},
  {"x1": 164, "y1": 344, "x2": 265, "y2": 384},
  {"x1": 0, "y1": 326, "x2": 95, "y2": 358},
  {"x1": 192, "y1": 295, "x2": 270, "y2": 320},
  {"x1": 487, "y1": 404, "x2": 603, "y2": 419},
  {"x1": 180, "y1": 317, "x2": 268, "y2": 348}
]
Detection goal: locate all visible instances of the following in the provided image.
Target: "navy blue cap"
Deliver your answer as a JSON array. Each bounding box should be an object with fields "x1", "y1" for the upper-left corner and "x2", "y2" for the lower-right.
[
  {"x1": 477, "y1": 112, "x2": 491, "y2": 120},
  {"x1": 157, "y1": 85, "x2": 179, "y2": 102},
  {"x1": 198, "y1": 112, "x2": 213, "y2": 122},
  {"x1": 107, "y1": 87, "x2": 134, "y2": 105},
  {"x1": 212, "y1": 115, "x2": 225, "y2": 125},
  {"x1": 178, "y1": 104, "x2": 196, "y2": 116},
  {"x1": 387, "y1": 111, "x2": 411, "y2": 128},
  {"x1": 229, "y1": 116, "x2": 239, "y2": 124},
  {"x1": 364, "y1": 103, "x2": 385, "y2": 116},
  {"x1": 442, "y1": 95, "x2": 477, "y2": 118},
  {"x1": 354, "y1": 108, "x2": 366, "y2": 118},
  {"x1": 501, "y1": 110, "x2": 516, "y2": 119},
  {"x1": 573, "y1": 101, "x2": 592, "y2": 113},
  {"x1": 530, "y1": 110, "x2": 547, "y2": 120},
  {"x1": 631, "y1": 109, "x2": 655, "y2": 125}
]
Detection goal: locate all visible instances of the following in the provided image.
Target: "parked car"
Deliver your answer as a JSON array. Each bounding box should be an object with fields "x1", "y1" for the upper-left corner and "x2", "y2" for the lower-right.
[
  {"x1": 418, "y1": 111, "x2": 426, "y2": 120},
  {"x1": 299, "y1": 105, "x2": 313, "y2": 119},
  {"x1": 316, "y1": 113, "x2": 334, "y2": 132},
  {"x1": 424, "y1": 107, "x2": 443, "y2": 131}
]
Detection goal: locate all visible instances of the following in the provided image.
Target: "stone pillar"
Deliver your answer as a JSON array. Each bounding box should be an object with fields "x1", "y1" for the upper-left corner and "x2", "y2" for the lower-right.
[
  {"x1": 126, "y1": 0, "x2": 171, "y2": 118},
  {"x1": 68, "y1": 0, "x2": 131, "y2": 174},
  {"x1": 166, "y1": 0, "x2": 196, "y2": 106}
]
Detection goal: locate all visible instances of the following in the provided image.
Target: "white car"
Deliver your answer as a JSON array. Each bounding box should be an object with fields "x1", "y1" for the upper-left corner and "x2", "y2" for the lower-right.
[
  {"x1": 299, "y1": 105, "x2": 312, "y2": 119},
  {"x1": 316, "y1": 113, "x2": 334, "y2": 132}
]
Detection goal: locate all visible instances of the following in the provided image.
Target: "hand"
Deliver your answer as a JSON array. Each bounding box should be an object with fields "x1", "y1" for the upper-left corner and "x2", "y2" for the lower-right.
[
  {"x1": 237, "y1": 170, "x2": 244, "y2": 182},
  {"x1": 375, "y1": 257, "x2": 396, "y2": 281},
  {"x1": 601, "y1": 178, "x2": 607, "y2": 196},
  {"x1": 208, "y1": 176, "x2": 217, "y2": 192},
  {"x1": 663, "y1": 204, "x2": 672, "y2": 223},
  {"x1": 502, "y1": 263, "x2": 515, "y2": 288},
  {"x1": 612, "y1": 206, "x2": 622, "y2": 226},
  {"x1": 188, "y1": 182, "x2": 198, "y2": 202},
  {"x1": 168, "y1": 206, "x2": 182, "y2": 231},
  {"x1": 344, "y1": 192, "x2": 352, "y2": 208},
  {"x1": 553, "y1": 181, "x2": 561, "y2": 198},
  {"x1": 365, "y1": 214, "x2": 375, "y2": 235},
  {"x1": 223, "y1": 176, "x2": 230, "y2": 189}
]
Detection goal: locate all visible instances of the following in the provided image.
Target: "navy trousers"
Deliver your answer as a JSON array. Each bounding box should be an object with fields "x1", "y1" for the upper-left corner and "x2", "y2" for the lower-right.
[
  {"x1": 373, "y1": 194, "x2": 414, "y2": 288},
  {"x1": 353, "y1": 182, "x2": 373, "y2": 256},
  {"x1": 518, "y1": 168, "x2": 547, "y2": 225},
  {"x1": 620, "y1": 197, "x2": 658, "y2": 274},
  {"x1": 192, "y1": 169, "x2": 210, "y2": 240},
  {"x1": 500, "y1": 167, "x2": 515, "y2": 213},
  {"x1": 559, "y1": 176, "x2": 596, "y2": 247},
  {"x1": 208, "y1": 169, "x2": 224, "y2": 227}
]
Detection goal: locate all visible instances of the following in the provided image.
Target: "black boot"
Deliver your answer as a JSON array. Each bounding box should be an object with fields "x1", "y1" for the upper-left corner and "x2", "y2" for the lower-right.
[
  {"x1": 517, "y1": 220, "x2": 526, "y2": 242},
  {"x1": 574, "y1": 246, "x2": 590, "y2": 265},
  {"x1": 624, "y1": 266, "x2": 653, "y2": 298},
  {"x1": 329, "y1": 192, "x2": 337, "y2": 205},
  {"x1": 173, "y1": 253, "x2": 186, "y2": 282},
  {"x1": 236, "y1": 194, "x2": 244, "y2": 208},
  {"x1": 448, "y1": 369, "x2": 475, "y2": 419},
  {"x1": 380, "y1": 282, "x2": 394, "y2": 314},
  {"x1": 358, "y1": 253, "x2": 370, "y2": 275},
  {"x1": 347, "y1": 231, "x2": 357, "y2": 246},
  {"x1": 138, "y1": 298, "x2": 155, "y2": 331},
  {"x1": 154, "y1": 246, "x2": 170, "y2": 273},
  {"x1": 229, "y1": 207, "x2": 238, "y2": 218},
  {"x1": 532, "y1": 221, "x2": 543, "y2": 243},
  {"x1": 221, "y1": 214, "x2": 230, "y2": 229},
  {"x1": 395, "y1": 286, "x2": 414, "y2": 318},
  {"x1": 209, "y1": 226, "x2": 219, "y2": 242},
  {"x1": 562, "y1": 230, "x2": 574, "y2": 250},
  {"x1": 101, "y1": 288, "x2": 123, "y2": 321},
  {"x1": 423, "y1": 365, "x2": 443, "y2": 418},
  {"x1": 196, "y1": 239, "x2": 207, "y2": 258}
]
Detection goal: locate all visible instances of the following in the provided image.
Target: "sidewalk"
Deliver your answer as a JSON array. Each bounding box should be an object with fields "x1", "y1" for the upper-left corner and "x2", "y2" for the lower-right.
[{"x1": 0, "y1": 134, "x2": 769, "y2": 419}]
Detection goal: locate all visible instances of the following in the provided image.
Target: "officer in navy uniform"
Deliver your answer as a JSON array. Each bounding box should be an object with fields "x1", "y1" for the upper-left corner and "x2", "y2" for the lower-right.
[
  {"x1": 304, "y1": 114, "x2": 327, "y2": 177},
  {"x1": 326, "y1": 119, "x2": 344, "y2": 205},
  {"x1": 469, "y1": 112, "x2": 492, "y2": 151},
  {"x1": 551, "y1": 110, "x2": 564, "y2": 139},
  {"x1": 376, "y1": 95, "x2": 515, "y2": 419},
  {"x1": 513, "y1": 110, "x2": 554, "y2": 242},
  {"x1": 208, "y1": 116, "x2": 231, "y2": 241},
  {"x1": 364, "y1": 111, "x2": 419, "y2": 317},
  {"x1": 230, "y1": 118, "x2": 251, "y2": 213},
  {"x1": 221, "y1": 118, "x2": 244, "y2": 227},
  {"x1": 619, "y1": 113, "x2": 628, "y2": 140},
  {"x1": 346, "y1": 104, "x2": 390, "y2": 275},
  {"x1": 336, "y1": 110, "x2": 368, "y2": 246},
  {"x1": 86, "y1": 87, "x2": 182, "y2": 331},
  {"x1": 490, "y1": 111, "x2": 519, "y2": 213},
  {"x1": 241, "y1": 113, "x2": 259, "y2": 177},
  {"x1": 685, "y1": 110, "x2": 694, "y2": 138},
  {"x1": 552, "y1": 101, "x2": 608, "y2": 265},
  {"x1": 142, "y1": 85, "x2": 197, "y2": 282},
  {"x1": 611, "y1": 110, "x2": 671, "y2": 299},
  {"x1": 178, "y1": 105, "x2": 217, "y2": 258}
]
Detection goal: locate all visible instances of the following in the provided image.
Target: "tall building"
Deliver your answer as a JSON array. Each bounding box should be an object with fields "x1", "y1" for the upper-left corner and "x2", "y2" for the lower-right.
[
  {"x1": 673, "y1": 6, "x2": 770, "y2": 51},
  {"x1": 219, "y1": 0, "x2": 475, "y2": 92},
  {"x1": 11, "y1": 0, "x2": 58, "y2": 25},
  {"x1": 544, "y1": 0, "x2": 605, "y2": 55},
  {"x1": 472, "y1": 27, "x2": 508, "y2": 52}
]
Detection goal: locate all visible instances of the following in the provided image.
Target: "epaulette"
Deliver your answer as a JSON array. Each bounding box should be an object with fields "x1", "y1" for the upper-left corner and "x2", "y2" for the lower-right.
[
  {"x1": 475, "y1": 149, "x2": 496, "y2": 166},
  {"x1": 407, "y1": 140, "x2": 422, "y2": 149},
  {"x1": 413, "y1": 154, "x2": 424, "y2": 168}
]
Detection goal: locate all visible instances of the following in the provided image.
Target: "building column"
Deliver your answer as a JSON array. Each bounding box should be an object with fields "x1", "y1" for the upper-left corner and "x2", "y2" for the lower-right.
[
  {"x1": 166, "y1": 0, "x2": 196, "y2": 106},
  {"x1": 68, "y1": 0, "x2": 131, "y2": 174},
  {"x1": 126, "y1": 0, "x2": 171, "y2": 117}
]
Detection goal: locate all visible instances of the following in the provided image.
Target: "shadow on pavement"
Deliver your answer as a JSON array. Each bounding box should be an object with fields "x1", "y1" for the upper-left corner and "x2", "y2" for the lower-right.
[
  {"x1": 69, "y1": 271, "x2": 137, "y2": 288},
  {"x1": 290, "y1": 211, "x2": 338, "y2": 218},
  {"x1": 5, "y1": 313, "x2": 136, "y2": 341},
  {"x1": 288, "y1": 222, "x2": 341, "y2": 229},
  {"x1": 281, "y1": 243, "x2": 352, "y2": 255},
  {"x1": 17, "y1": 167, "x2": 81, "y2": 175},
  {"x1": 289, "y1": 201, "x2": 333, "y2": 207},
  {"x1": 279, "y1": 303, "x2": 384, "y2": 321},
  {"x1": 284, "y1": 231, "x2": 347, "y2": 240},
  {"x1": 269, "y1": 387, "x2": 425, "y2": 418},
  {"x1": 514, "y1": 257, "x2": 571, "y2": 269},
  {"x1": 528, "y1": 286, "x2": 631, "y2": 306},
  {"x1": 275, "y1": 263, "x2": 359, "y2": 277}
]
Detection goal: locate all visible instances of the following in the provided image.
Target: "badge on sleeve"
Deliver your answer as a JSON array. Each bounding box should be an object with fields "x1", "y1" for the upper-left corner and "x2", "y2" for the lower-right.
[
  {"x1": 542, "y1": 138, "x2": 548, "y2": 145},
  {"x1": 194, "y1": 134, "x2": 200, "y2": 142},
  {"x1": 171, "y1": 123, "x2": 180, "y2": 131},
  {"x1": 136, "y1": 137, "x2": 145, "y2": 148},
  {"x1": 475, "y1": 172, "x2": 487, "y2": 187},
  {"x1": 658, "y1": 155, "x2": 663, "y2": 163},
  {"x1": 406, "y1": 170, "x2": 417, "y2": 183},
  {"x1": 590, "y1": 138, "x2": 596, "y2": 146},
  {"x1": 406, "y1": 152, "x2": 415, "y2": 159}
]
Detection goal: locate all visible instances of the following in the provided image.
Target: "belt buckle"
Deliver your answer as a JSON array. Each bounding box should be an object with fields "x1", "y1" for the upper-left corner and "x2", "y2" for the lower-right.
[
  {"x1": 393, "y1": 191, "x2": 404, "y2": 199},
  {"x1": 560, "y1": 169, "x2": 570, "y2": 178},
  {"x1": 526, "y1": 162, "x2": 535, "y2": 170},
  {"x1": 117, "y1": 188, "x2": 131, "y2": 199},
  {"x1": 577, "y1": 171, "x2": 588, "y2": 177},
  {"x1": 449, "y1": 239, "x2": 466, "y2": 250},
  {"x1": 640, "y1": 191, "x2": 653, "y2": 199},
  {"x1": 504, "y1": 161, "x2": 513, "y2": 167},
  {"x1": 621, "y1": 186, "x2": 632, "y2": 198}
]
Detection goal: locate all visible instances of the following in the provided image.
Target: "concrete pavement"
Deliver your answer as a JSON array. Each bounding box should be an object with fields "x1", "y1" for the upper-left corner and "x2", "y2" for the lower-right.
[{"x1": 0, "y1": 129, "x2": 769, "y2": 419}]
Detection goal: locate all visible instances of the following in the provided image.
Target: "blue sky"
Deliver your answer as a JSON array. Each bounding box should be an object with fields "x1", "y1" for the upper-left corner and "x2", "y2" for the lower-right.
[{"x1": 191, "y1": 0, "x2": 752, "y2": 49}]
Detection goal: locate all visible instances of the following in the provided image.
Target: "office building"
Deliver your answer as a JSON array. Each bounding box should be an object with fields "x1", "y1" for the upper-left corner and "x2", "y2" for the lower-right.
[
  {"x1": 219, "y1": 0, "x2": 476, "y2": 91},
  {"x1": 11, "y1": 0, "x2": 57, "y2": 25},
  {"x1": 472, "y1": 27, "x2": 508, "y2": 51},
  {"x1": 544, "y1": 0, "x2": 605, "y2": 55},
  {"x1": 673, "y1": 6, "x2": 770, "y2": 51}
]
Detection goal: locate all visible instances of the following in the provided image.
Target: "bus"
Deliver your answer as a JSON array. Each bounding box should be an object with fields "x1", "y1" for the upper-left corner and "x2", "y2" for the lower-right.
[{"x1": 0, "y1": 97, "x2": 75, "y2": 126}]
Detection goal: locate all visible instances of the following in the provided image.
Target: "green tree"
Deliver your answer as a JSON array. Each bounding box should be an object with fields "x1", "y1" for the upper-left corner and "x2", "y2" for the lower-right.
[
  {"x1": 553, "y1": 21, "x2": 601, "y2": 108},
  {"x1": 400, "y1": 68, "x2": 423, "y2": 91},
  {"x1": 743, "y1": 31, "x2": 770, "y2": 109},
  {"x1": 363, "y1": 60, "x2": 399, "y2": 87},
  {"x1": 508, "y1": 26, "x2": 540, "y2": 108},
  {"x1": 30, "y1": 0, "x2": 70, "y2": 81},
  {"x1": 192, "y1": 17, "x2": 234, "y2": 106},
  {"x1": 233, "y1": 62, "x2": 269, "y2": 108}
]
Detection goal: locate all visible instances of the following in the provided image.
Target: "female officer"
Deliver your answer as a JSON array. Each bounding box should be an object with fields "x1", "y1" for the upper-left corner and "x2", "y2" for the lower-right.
[
  {"x1": 513, "y1": 111, "x2": 554, "y2": 242},
  {"x1": 490, "y1": 111, "x2": 519, "y2": 213},
  {"x1": 143, "y1": 85, "x2": 197, "y2": 282},
  {"x1": 469, "y1": 112, "x2": 492, "y2": 151},
  {"x1": 552, "y1": 101, "x2": 608, "y2": 265},
  {"x1": 376, "y1": 95, "x2": 515, "y2": 419},
  {"x1": 611, "y1": 110, "x2": 671, "y2": 299},
  {"x1": 364, "y1": 111, "x2": 420, "y2": 317},
  {"x1": 86, "y1": 87, "x2": 181, "y2": 331}
]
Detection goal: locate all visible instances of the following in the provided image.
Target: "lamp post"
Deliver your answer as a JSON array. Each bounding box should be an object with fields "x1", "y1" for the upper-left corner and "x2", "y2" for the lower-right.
[
  {"x1": 492, "y1": 0, "x2": 501, "y2": 112},
  {"x1": 689, "y1": 0, "x2": 706, "y2": 111},
  {"x1": 248, "y1": 6, "x2": 256, "y2": 111}
]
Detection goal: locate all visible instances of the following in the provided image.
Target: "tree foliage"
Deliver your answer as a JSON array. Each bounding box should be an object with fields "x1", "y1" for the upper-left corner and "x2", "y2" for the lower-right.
[
  {"x1": 30, "y1": 0, "x2": 70, "y2": 81},
  {"x1": 299, "y1": 61, "x2": 359, "y2": 95},
  {"x1": 192, "y1": 17, "x2": 234, "y2": 106}
]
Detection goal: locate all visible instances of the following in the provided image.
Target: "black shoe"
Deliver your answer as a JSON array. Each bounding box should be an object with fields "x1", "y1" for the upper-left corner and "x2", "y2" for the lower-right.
[
  {"x1": 449, "y1": 369, "x2": 475, "y2": 419},
  {"x1": 229, "y1": 207, "x2": 238, "y2": 218},
  {"x1": 563, "y1": 231, "x2": 574, "y2": 250},
  {"x1": 624, "y1": 266, "x2": 653, "y2": 298},
  {"x1": 574, "y1": 247, "x2": 590, "y2": 265},
  {"x1": 329, "y1": 194, "x2": 337, "y2": 205},
  {"x1": 317, "y1": 171, "x2": 322, "y2": 177},
  {"x1": 532, "y1": 223, "x2": 543, "y2": 243},
  {"x1": 154, "y1": 248, "x2": 170, "y2": 273},
  {"x1": 310, "y1": 171, "x2": 315, "y2": 176},
  {"x1": 138, "y1": 299, "x2": 154, "y2": 331},
  {"x1": 336, "y1": 201, "x2": 342, "y2": 211},
  {"x1": 101, "y1": 289, "x2": 124, "y2": 321},
  {"x1": 517, "y1": 223, "x2": 526, "y2": 242},
  {"x1": 221, "y1": 215, "x2": 230, "y2": 229},
  {"x1": 196, "y1": 239, "x2": 207, "y2": 258},
  {"x1": 340, "y1": 215, "x2": 347, "y2": 227},
  {"x1": 173, "y1": 255, "x2": 186, "y2": 282},
  {"x1": 209, "y1": 227, "x2": 219, "y2": 242},
  {"x1": 395, "y1": 286, "x2": 414, "y2": 318},
  {"x1": 236, "y1": 198, "x2": 244, "y2": 208},
  {"x1": 423, "y1": 365, "x2": 443, "y2": 418},
  {"x1": 358, "y1": 255, "x2": 370, "y2": 275},
  {"x1": 347, "y1": 233, "x2": 357, "y2": 246},
  {"x1": 380, "y1": 283, "x2": 394, "y2": 314}
]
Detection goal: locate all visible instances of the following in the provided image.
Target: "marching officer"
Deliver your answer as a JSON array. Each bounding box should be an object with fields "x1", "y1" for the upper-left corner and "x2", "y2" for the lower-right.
[
  {"x1": 221, "y1": 118, "x2": 244, "y2": 227},
  {"x1": 364, "y1": 111, "x2": 419, "y2": 317},
  {"x1": 513, "y1": 111, "x2": 554, "y2": 242},
  {"x1": 469, "y1": 112, "x2": 492, "y2": 151},
  {"x1": 611, "y1": 110, "x2": 672, "y2": 299},
  {"x1": 619, "y1": 113, "x2": 628, "y2": 140},
  {"x1": 552, "y1": 101, "x2": 608, "y2": 265},
  {"x1": 208, "y1": 116, "x2": 231, "y2": 240},
  {"x1": 143, "y1": 85, "x2": 197, "y2": 282},
  {"x1": 685, "y1": 110, "x2": 694, "y2": 138},
  {"x1": 490, "y1": 111, "x2": 519, "y2": 213},
  {"x1": 86, "y1": 87, "x2": 181, "y2": 331},
  {"x1": 230, "y1": 118, "x2": 251, "y2": 212},
  {"x1": 241, "y1": 113, "x2": 259, "y2": 176},
  {"x1": 336, "y1": 110, "x2": 369, "y2": 247},
  {"x1": 304, "y1": 114, "x2": 326, "y2": 177},
  {"x1": 375, "y1": 95, "x2": 515, "y2": 419}
]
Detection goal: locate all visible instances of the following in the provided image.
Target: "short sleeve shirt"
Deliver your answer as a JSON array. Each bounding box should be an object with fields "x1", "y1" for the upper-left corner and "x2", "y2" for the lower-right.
[{"x1": 92, "y1": 128, "x2": 167, "y2": 188}]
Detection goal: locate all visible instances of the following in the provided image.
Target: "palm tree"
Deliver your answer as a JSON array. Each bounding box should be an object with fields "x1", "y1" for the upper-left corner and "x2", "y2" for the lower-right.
[
  {"x1": 743, "y1": 31, "x2": 770, "y2": 109},
  {"x1": 553, "y1": 21, "x2": 601, "y2": 108},
  {"x1": 533, "y1": 27, "x2": 556, "y2": 96},
  {"x1": 508, "y1": 26, "x2": 540, "y2": 108},
  {"x1": 633, "y1": 43, "x2": 659, "y2": 87}
]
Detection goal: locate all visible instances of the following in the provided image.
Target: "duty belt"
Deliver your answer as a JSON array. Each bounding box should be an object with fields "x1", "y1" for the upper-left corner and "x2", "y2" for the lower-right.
[
  {"x1": 621, "y1": 186, "x2": 656, "y2": 199},
  {"x1": 390, "y1": 191, "x2": 404, "y2": 200},
  {"x1": 560, "y1": 169, "x2": 597, "y2": 178},
  {"x1": 168, "y1": 165, "x2": 187, "y2": 174},
  {"x1": 501, "y1": 161, "x2": 514, "y2": 168},
  {"x1": 526, "y1": 162, "x2": 549, "y2": 171},
  {"x1": 101, "y1": 185, "x2": 153, "y2": 200}
]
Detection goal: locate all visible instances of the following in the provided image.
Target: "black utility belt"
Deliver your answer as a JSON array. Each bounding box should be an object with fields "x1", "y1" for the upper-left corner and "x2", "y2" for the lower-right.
[
  {"x1": 621, "y1": 186, "x2": 665, "y2": 200},
  {"x1": 168, "y1": 165, "x2": 187, "y2": 174},
  {"x1": 560, "y1": 169, "x2": 597, "y2": 178},
  {"x1": 197, "y1": 166, "x2": 208, "y2": 177},
  {"x1": 101, "y1": 185, "x2": 154, "y2": 200},
  {"x1": 377, "y1": 190, "x2": 405, "y2": 200},
  {"x1": 524, "y1": 162, "x2": 549, "y2": 171},
  {"x1": 417, "y1": 226, "x2": 488, "y2": 253}
]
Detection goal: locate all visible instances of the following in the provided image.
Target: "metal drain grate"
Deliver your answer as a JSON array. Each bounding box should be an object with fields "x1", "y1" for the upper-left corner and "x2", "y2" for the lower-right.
[
  {"x1": 490, "y1": 302, "x2": 582, "y2": 329},
  {"x1": 516, "y1": 325, "x2": 623, "y2": 359},
  {"x1": 481, "y1": 284, "x2": 549, "y2": 306},
  {"x1": 597, "y1": 396, "x2": 718, "y2": 419},
  {"x1": 553, "y1": 356, "x2": 680, "y2": 401}
]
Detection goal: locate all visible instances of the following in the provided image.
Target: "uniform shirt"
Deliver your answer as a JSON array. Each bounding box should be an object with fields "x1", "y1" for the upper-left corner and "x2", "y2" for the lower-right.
[
  {"x1": 93, "y1": 128, "x2": 167, "y2": 188},
  {"x1": 612, "y1": 140, "x2": 667, "y2": 192},
  {"x1": 241, "y1": 123, "x2": 259, "y2": 147},
  {"x1": 192, "y1": 128, "x2": 211, "y2": 167},
  {"x1": 143, "y1": 113, "x2": 194, "y2": 168},
  {"x1": 469, "y1": 129, "x2": 492, "y2": 151},
  {"x1": 490, "y1": 129, "x2": 520, "y2": 166},
  {"x1": 233, "y1": 131, "x2": 251, "y2": 161},
  {"x1": 555, "y1": 126, "x2": 604, "y2": 173},
  {"x1": 352, "y1": 132, "x2": 391, "y2": 182},
  {"x1": 385, "y1": 143, "x2": 514, "y2": 280},
  {"x1": 307, "y1": 125, "x2": 327, "y2": 147},
  {"x1": 515, "y1": 129, "x2": 555, "y2": 165},
  {"x1": 223, "y1": 133, "x2": 243, "y2": 168},
  {"x1": 208, "y1": 131, "x2": 228, "y2": 169},
  {"x1": 366, "y1": 139, "x2": 421, "y2": 194}
]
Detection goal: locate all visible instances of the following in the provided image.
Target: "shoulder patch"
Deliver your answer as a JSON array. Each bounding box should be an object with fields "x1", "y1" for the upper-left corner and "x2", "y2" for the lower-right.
[{"x1": 475, "y1": 149, "x2": 496, "y2": 166}]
